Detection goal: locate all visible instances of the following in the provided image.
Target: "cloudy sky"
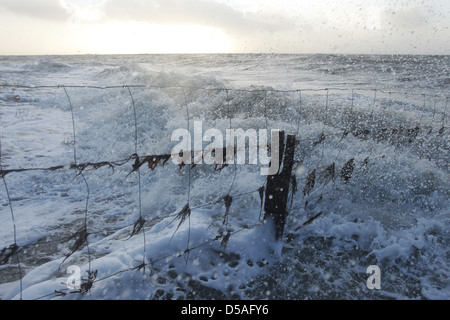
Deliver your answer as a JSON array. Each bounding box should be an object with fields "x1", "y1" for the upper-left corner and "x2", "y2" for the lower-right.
[{"x1": 0, "y1": 0, "x2": 449, "y2": 55}]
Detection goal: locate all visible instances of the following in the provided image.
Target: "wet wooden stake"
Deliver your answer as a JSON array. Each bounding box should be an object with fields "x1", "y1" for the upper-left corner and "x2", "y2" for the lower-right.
[{"x1": 263, "y1": 132, "x2": 296, "y2": 241}]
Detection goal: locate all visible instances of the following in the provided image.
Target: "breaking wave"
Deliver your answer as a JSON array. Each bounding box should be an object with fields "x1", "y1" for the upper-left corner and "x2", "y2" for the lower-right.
[{"x1": 0, "y1": 54, "x2": 448, "y2": 300}]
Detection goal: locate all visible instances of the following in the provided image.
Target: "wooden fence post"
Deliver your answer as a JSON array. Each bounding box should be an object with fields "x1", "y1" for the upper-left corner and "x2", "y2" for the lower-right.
[{"x1": 263, "y1": 132, "x2": 296, "y2": 241}]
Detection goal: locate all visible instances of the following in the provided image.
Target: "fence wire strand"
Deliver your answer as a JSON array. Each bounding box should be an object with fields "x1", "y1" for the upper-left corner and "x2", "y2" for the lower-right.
[
  {"x1": 62, "y1": 86, "x2": 92, "y2": 275},
  {"x1": 0, "y1": 140, "x2": 23, "y2": 300},
  {"x1": 126, "y1": 85, "x2": 147, "y2": 273}
]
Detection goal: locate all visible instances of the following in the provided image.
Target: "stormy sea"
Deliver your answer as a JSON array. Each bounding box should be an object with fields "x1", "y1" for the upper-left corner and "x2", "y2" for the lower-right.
[{"x1": 0, "y1": 54, "x2": 448, "y2": 300}]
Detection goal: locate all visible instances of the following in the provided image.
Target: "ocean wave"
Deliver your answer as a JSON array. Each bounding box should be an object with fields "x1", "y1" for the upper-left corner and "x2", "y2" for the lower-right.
[
  {"x1": 95, "y1": 64, "x2": 150, "y2": 80},
  {"x1": 20, "y1": 58, "x2": 71, "y2": 73}
]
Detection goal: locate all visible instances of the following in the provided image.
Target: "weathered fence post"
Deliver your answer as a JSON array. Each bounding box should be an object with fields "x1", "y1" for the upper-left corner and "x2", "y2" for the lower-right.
[{"x1": 263, "y1": 132, "x2": 296, "y2": 241}]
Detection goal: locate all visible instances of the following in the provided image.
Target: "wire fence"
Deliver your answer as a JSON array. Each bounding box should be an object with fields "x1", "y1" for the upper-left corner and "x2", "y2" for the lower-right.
[{"x1": 0, "y1": 83, "x2": 448, "y2": 300}]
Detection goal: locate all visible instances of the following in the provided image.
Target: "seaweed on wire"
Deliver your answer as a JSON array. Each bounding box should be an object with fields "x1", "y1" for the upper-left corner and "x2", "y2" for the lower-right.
[
  {"x1": 169, "y1": 203, "x2": 191, "y2": 240},
  {"x1": 313, "y1": 132, "x2": 326, "y2": 147},
  {"x1": 220, "y1": 231, "x2": 231, "y2": 249},
  {"x1": 61, "y1": 226, "x2": 89, "y2": 265},
  {"x1": 340, "y1": 158, "x2": 355, "y2": 184},
  {"x1": 77, "y1": 270, "x2": 97, "y2": 295},
  {"x1": 320, "y1": 162, "x2": 336, "y2": 184},
  {"x1": 303, "y1": 169, "x2": 316, "y2": 198},
  {"x1": 128, "y1": 216, "x2": 146, "y2": 239},
  {"x1": 221, "y1": 194, "x2": 233, "y2": 225},
  {"x1": 0, "y1": 243, "x2": 19, "y2": 265}
]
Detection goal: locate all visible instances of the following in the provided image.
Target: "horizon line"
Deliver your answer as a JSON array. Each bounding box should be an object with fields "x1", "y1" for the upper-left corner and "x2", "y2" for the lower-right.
[{"x1": 1, "y1": 52, "x2": 449, "y2": 57}]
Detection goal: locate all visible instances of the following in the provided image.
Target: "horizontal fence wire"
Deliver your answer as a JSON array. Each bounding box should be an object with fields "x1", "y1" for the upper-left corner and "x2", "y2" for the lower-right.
[
  {"x1": 1, "y1": 83, "x2": 450, "y2": 98},
  {"x1": 0, "y1": 83, "x2": 448, "y2": 300}
]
